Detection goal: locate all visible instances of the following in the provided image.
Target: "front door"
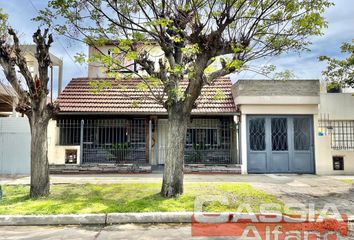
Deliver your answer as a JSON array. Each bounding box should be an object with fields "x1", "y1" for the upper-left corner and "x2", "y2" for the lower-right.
[
  {"x1": 247, "y1": 116, "x2": 314, "y2": 173},
  {"x1": 157, "y1": 119, "x2": 168, "y2": 164}
]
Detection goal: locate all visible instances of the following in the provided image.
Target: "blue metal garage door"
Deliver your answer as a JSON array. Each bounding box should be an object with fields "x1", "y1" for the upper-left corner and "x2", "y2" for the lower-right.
[{"x1": 247, "y1": 116, "x2": 314, "y2": 174}]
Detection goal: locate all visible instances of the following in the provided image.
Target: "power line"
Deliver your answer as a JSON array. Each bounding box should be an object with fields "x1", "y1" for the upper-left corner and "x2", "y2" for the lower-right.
[
  {"x1": 53, "y1": 33, "x2": 87, "y2": 75},
  {"x1": 28, "y1": 0, "x2": 86, "y2": 76},
  {"x1": 28, "y1": 0, "x2": 39, "y2": 12}
]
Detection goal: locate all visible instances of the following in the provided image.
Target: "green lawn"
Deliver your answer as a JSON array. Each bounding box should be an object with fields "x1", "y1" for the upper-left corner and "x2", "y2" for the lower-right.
[{"x1": 0, "y1": 183, "x2": 282, "y2": 215}]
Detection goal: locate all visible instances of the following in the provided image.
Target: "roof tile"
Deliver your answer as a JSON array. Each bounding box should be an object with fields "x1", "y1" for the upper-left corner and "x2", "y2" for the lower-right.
[{"x1": 58, "y1": 77, "x2": 237, "y2": 114}]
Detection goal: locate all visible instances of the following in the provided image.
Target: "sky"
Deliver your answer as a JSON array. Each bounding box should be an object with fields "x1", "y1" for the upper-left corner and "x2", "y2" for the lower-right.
[{"x1": 1, "y1": 0, "x2": 353, "y2": 95}]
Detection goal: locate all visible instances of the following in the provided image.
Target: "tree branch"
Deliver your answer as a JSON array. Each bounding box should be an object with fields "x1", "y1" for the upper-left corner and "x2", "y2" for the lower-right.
[{"x1": 8, "y1": 28, "x2": 36, "y2": 94}]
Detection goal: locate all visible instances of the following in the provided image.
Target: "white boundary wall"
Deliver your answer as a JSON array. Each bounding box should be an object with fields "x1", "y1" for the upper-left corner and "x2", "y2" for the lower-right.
[{"x1": 0, "y1": 117, "x2": 30, "y2": 174}]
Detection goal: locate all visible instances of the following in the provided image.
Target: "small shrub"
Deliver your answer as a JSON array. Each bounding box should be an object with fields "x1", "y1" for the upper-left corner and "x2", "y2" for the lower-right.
[{"x1": 327, "y1": 81, "x2": 341, "y2": 93}]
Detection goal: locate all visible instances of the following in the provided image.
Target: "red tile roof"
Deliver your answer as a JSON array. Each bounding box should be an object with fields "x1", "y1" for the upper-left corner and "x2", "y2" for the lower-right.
[{"x1": 58, "y1": 77, "x2": 237, "y2": 115}]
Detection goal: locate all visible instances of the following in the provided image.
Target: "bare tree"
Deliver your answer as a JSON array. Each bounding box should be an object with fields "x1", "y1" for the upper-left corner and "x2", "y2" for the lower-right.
[
  {"x1": 37, "y1": 0, "x2": 332, "y2": 197},
  {"x1": 0, "y1": 10, "x2": 58, "y2": 197}
]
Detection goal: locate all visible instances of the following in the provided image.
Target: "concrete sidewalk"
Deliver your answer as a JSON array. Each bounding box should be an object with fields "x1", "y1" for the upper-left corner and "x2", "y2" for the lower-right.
[
  {"x1": 2, "y1": 173, "x2": 353, "y2": 185},
  {"x1": 1, "y1": 173, "x2": 315, "y2": 185},
  {"x1": 251, "y1": 174, "x2": 354, "y2": 216}
]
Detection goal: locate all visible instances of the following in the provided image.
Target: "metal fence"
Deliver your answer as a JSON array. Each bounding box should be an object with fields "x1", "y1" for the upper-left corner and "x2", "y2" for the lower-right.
[
  {"x1": 57, "y1": 117, "x2": 239, "y2": 165},
  {"x1": 153, "y1": 117, "x2": 238, "y2": 165},
  {"x1": 57, "y1": 119, "x2": 81, "y2": 145},
  {"x1": 58, "y1": 118, "x2": 147, "y2": 164},
  {"x1": 318, "y1": 115, "x2": 354, "y2": 150},
  {"x1": 82, "y1": 119, "x2": 147, "y2": 164}
]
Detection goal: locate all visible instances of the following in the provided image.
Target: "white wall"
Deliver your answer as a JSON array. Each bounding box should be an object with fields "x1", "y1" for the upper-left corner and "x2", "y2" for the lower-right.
[
  {"x1": 235, "y1": 96, "x2": 320, "y2": 105},
  {"x1": 0, "y1": 117, "x2": 30, "y2": 174},
  {"x1": 316, "y1": 135, "x2": 354, "y2": 175},
  {"x1": 0, "y1": 117, "x2": 82, "y2": 174},
  {"x1": 47, "y1": 120, "x2": 80, "y2": 165},
  {"x1": 319, "y1": 93, "x2": 354, "y2": 120},
  {"x1": 240, "y1": 114, "x2": 248, "y2": 174}
]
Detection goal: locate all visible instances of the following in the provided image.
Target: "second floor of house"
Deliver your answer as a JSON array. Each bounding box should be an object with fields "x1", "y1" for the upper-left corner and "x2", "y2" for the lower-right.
[{"x1": 88, "y1": 40, "x2": 164, "y2": 78}]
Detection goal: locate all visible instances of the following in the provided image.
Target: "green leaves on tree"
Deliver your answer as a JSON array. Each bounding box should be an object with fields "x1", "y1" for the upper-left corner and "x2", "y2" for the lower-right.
[
  {"x1": 88, "y1": 80, "x2": 112, "y2": 94},
  {"x1": 320, "y1": 40, "x2": 354, "y2": 88}
]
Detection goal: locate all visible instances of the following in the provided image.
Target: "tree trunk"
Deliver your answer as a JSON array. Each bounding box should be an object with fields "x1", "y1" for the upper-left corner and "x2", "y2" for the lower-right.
[
  {"x1": 161, "y1": 106, "x2": 189, "y2": 198},
  {"x1": 29, "y1": 112, "x2": 50, "y2": 198}
]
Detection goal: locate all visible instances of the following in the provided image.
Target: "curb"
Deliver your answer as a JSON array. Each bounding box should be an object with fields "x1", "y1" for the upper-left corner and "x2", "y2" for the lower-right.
[
  {"x1": 0, "y1": 213, "x2": 352, "y2": 226},
  {"x1": 0, "y1": 214, "x2": 106, "y2": 226},
  {"x1": 107, "y1": 212, "x2": 193, "y2": 224},
  {"x1": 0, "y1": 212, "x2": 194, "y2": 226}
]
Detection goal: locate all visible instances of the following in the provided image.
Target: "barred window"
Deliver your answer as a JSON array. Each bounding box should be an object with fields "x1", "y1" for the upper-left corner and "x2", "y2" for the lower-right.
[
  {"x1": 320, "y1": 118, "x2": 354, "y2": 149},
  {"x1": 331, "y1": 121, "x2": 354, "y2": 150},
  {"x1": 249, "y1": 118, "x2": 266, "y2": 151},
  {"x1": 186, "y1": 128, "x2": 218, "y2": 146},
  {"x1": 57, "y1": 119, "x2": 81, "y2": 145}
]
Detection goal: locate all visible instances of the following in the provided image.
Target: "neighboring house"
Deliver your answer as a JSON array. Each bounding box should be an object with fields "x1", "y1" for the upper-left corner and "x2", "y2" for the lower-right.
[
  {"x1": 0, "y1": 45, "x2": 64, "y2": 118},
  {"x1": 20, "y1": 45, "x2": 64, "y2": 97},
  {"x1": 0, "y1": 83, "x2": 16, "y2": 117}
]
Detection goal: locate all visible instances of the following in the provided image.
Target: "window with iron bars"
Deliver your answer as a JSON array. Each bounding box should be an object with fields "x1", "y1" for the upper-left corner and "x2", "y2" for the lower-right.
[
  {"x1": 319, "y1": 119, "x2": 354, "y2": 150},
  {"x1": 57, "y1": 119, "x2": 81, "y2": 145}
]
